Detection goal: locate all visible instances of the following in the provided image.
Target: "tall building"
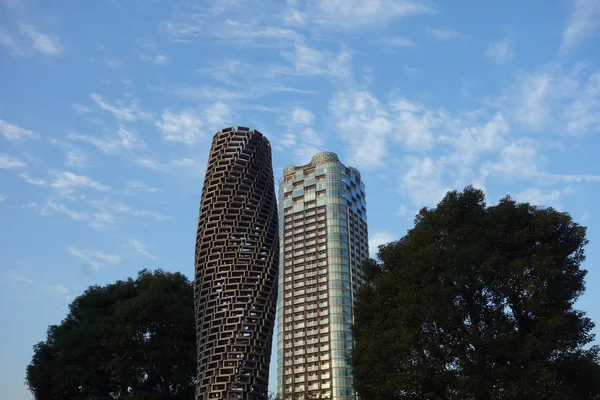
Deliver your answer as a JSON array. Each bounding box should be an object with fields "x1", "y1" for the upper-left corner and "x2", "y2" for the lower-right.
[
  {"x1": 276, "y1": 152, "x2": 369, "y2": 400},
  {"x1": 194, "y1": 126, "x2": 279, "y2": 400}
]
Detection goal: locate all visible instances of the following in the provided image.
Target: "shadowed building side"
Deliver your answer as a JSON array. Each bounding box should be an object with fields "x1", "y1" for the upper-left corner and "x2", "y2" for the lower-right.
[{"x1": 194, "y1": 126, "x2": 279, "y2": 400}]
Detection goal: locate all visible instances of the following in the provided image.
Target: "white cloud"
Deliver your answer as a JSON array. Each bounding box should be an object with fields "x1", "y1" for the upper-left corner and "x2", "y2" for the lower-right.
[
  {"x1": 130, "y1": 240, "x2": 157, "y2": 260},
  {"x1": 368, "y1": 231, "x2": 395, "y2": 258},
  {"x1": 123, "y1": 181, "x2": 158, "y2": 195},
  {"x1": 513, "y1": 72, "x2": 553, "y2": 130},
  {"x1": 49, "y1": 171, "x2": 110, "y2": 196},
  {"x1": 0, "y1": 24, "x2": 63, "y2": 56},
  {"x1": 90, "y1": 93, "x2": 152, "y2": 122},
  {"x1": 0, "y1": 153, "x2": 26, "y2": 169},
  {"x1": 0, "y1": 193, "x2": 6, "y2": 202},
  {"x1": 153, "y1": 54, "x2": 168, "y2": 65},
  {"x1": 9, "y1": 273, "x2": 34, "y2": 284},
  {"x1": 0, "y1": 28, "x2": 23, "y2": 54},
  {"x1": 18, "y1": 172, "x2": 47, "y2": 186},
  {"x1": 399, "y1": 156, "x2": 449, "y2": 207},
  {"x1": 19, "y1": 170, "x2": 110, "y2": 199},
  {"x1": 30, "y1": 199, "x2": 117, "y2": 230},
  {"x1": 480, "y1": 138, "x2": 543, "y2": 182},
  {"x1": 564, "y1": 72, "x2": 600, "y2": 135},
  {"x1": 67, "y1": 245, "x2": 121, "y2": 271},
  {"x1": 301, "y1": 0, "x2": 435, "y2": 28},
  {"x1": 104, "y1": 57, "x2": 122, "y2": 68},
  {"x1": 485, "y1": 34, "x2": 514, "y2": 64},
  {"x1": 403, "y1": 66, "x2": 421, "y2": 76},
  {"x1": 64, "y1": 149, "x2": 89, "y2": 168},
  {"x1": 389, "y1": 98, "x2": 439, "y2": 150},
  {"x1": 290, "y1": 106, "x2": 314, "y2": 125},
  {"x1": 559, "y1": 0, "x2": 600, "y2": 56},
  {"x1": 17, "y1": 23, "x2": 63, "y2": 56},
  {"x1": 515, "y1": 187, "x2": 564, "y2": 208},
  {"x1": 0, "y1": 118, "x2": 37, "y2": 140},
  {"x1": 72, "y1": 104, "x2": 92, "y2": 113},
  {"x1": 168, "y1": 158, "x2": 197, "y2": 167},
  {"x1": 277, "y1": 127, "x2": 325, "y2": 165},
  {"x1": 162, "y1": 2, "x2": 297, "y2": 44},
  {"x1": 384, "y1": 36, "x2": 417, "y2": 47},
  {"x1": 156, "y1": 103, "x2": 232, "y2": 145},
  {"x1": 425, "y1": 27, "x2": 464, "y2": 41},
  {"x1": 89, "y1": 198, "x2": 168, "y2": 221},
  {"x1": 510, "y1": 64, "x2": 600, "y2": 135},
  {"x1": 135, "y1": 38, "x2": 169, "y2": 65},
  {"x1": 68, "y1": 126, "x2": 146, "y2": 154},
  {"x1": 277, "y1": 42, "x2": 352, "y2": 80},
  {"x1": 41, "y1": 200, "x2": 88, "y2": 221},
  {"x1": 53, "y1": 284, "x2": 70, "y2": 300},
  {"x1": 330, "y1": 89, "x2": 391, "y2": 169}
]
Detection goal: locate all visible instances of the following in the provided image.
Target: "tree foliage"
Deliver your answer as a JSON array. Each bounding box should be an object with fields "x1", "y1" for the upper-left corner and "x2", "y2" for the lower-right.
[
  {"x1": 352, "y1": 187, "x2": 600, "y2": 400},
  {"x1": 26, "y1": 269, "x2": 195, "y2": 400}
]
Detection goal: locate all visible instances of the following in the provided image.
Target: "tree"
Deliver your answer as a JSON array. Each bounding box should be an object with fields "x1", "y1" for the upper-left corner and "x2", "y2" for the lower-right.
[
  {"x1": 352, "y1": 186, "x2": 600, "y2": 400},
  {"x1": 26, "y1": 269, "x2": 195, "y2": 400}
]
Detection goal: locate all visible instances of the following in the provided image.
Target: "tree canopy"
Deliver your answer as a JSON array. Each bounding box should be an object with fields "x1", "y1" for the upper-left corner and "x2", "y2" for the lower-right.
[
  {"x1": 26, "y1": 269, "x2": 195, "y2": 400},
  {"x1": 352, "y1": 186, "x2": 600, "y2": 400}
]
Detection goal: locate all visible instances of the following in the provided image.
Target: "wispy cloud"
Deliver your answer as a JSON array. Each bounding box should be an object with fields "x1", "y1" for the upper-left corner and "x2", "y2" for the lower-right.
[
  {"x1": 53, "y1": 284, "x2": 71, "y2": 300},
  {"x1": 515, "y1": 187, "x2": 564, "y2": 209},
  {"x1": 0, "y1": 153, "x2": 26, "y2": 169},
  {"x1": 161, "y1": 2, "x2": 297, "y2": 44},
  {"x1": 0, "y1": 193, "x2": 7, "y2": 202},
  {"x1": 156, "y1": 103, "x2": 232, "y2": 145},
  {"x1": 90, "y1": 93, "x2": 152, "y2": 122},
  {"x1": 8, "y1": 273, "x2": 34, "y2": 284},
  {"x1": 19, "y1": 170, "x2": 110, "y2": 199},
  {"x1": 276, "y1": 106, "x2": 324, "y2": 164},
  {"x1": 485, "y1": 29, "x2": 515, "y2": 64},
  {"x1": 18, "y1": 23, "x2": 63, "y2": 55},
  {"x1": 129, "y1": 240, "x2": 157, "y2": 260},
  {"x1": 0, "y1": 118, "x2": 37, "y2": 140},
  {"x1": 68, "y1": 126, "x2": 146, "y2": 154},
  {"x1": 89, "y1": 198, "x2": 168, "y2": 221},
  {"x1": 509, "y1": 63, "x2": 600, "y2": 135},
  {"x1": 41, "y1": 200, "x2": 88, "y2": 221},
  {"x1": 123, "y1": 181, "x2": 158, "y2": 195},
  {"x1": 292, "y1": 0, "x2": 436, "y2": 29},
  {"x1": 31, "y1": 199, "x2": 117, "y2": 230},
  {"x1": 559, "y1": 0, "x2": 600, "y2": 56},
  {"x1": 0, "y1": 23, "x2": 63, "y2": 56},
  {"x1": 135, "y1": 38, "x2": 169, "y2": 65},
  {"x1": 399, "y1": 156, "x2": 450, "y2": 207},
  {"x1": 425, "y1": 27, "x2": 464, "y2": 41},
  {"x1": 67, "y1": 245, "x2": 121, "y2": 271},
  {"x1": 278, "y1": 42, "x2": 352, "y2": 80},
  {"x1": 382, "y1": 36, "x2": 417, "y2": 48},
  {"x1": 368, "y1": 231, "x2": 395, "y2": 258},
  {"x1": 18, "y1": 172, "x2": 47, "y2": 186},
  {"x1": 330, "y1": 89, "x2": 392, "y2": 169}
]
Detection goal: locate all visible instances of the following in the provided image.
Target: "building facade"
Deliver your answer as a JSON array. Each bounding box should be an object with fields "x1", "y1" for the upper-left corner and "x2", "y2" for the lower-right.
[
  {"x1": 194, "y1": 127, "x2": 279, "y2": 400},
  {"x1": 276, "y1": 152, "x2": 369, "y2": 400}
]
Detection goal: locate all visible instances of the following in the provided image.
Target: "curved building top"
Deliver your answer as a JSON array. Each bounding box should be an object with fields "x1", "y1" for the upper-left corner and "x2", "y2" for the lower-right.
[{"x1": 283, "y1": 151, "x2": 358, "y2": 176}]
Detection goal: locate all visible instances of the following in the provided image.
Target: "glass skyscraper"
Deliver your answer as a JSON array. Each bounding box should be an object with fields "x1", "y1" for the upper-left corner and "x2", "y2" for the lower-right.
[{"x1": 276, "y1": 152, "x2": 369, "y2": 399}]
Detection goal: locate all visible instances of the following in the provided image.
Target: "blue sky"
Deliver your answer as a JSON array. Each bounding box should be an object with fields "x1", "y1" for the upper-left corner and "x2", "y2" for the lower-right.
[{"x1": 1, "y1": 0, "x2": 599, "y2": 398}]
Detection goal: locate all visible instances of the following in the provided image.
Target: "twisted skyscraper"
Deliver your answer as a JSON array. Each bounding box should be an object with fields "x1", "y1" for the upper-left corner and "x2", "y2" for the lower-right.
[{"x1": 194, "y1": 126, "x2": 279, "y2": 400}]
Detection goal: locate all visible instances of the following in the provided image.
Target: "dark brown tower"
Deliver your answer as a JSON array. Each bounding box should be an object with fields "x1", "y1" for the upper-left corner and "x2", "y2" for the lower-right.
[{"x1": 194, "y1": 126, "x2": 279, "y2": 400}]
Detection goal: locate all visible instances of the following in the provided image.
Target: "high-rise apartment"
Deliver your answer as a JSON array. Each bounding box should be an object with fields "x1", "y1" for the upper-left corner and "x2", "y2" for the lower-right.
[
  {"x1": 276, "y1": 152, "x2": 369, "y2": 400},
  {"x1": 194, "y1": 126, "x2": 279, "y2": 400}
]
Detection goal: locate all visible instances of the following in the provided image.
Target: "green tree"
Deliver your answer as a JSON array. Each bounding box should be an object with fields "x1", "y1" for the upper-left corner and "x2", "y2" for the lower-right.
[
  {"x1": 352, "y1": 187, "x2": 600, "y2": 400},
  {"x1": 26, "y1": 269, "x2": 195, "y2": 400}
]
